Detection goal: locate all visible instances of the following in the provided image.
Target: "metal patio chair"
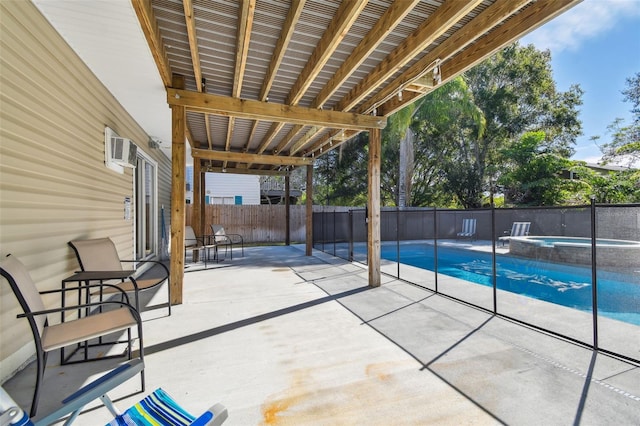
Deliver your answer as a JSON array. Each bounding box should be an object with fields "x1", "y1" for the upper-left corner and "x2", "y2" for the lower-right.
[
  {"x1": 185, "y1": 225, "x2": 219, "y2": 267},
  {"x1": 0, "y1": 254, "x2": 144, "y2": 418},
  {"x1": 210, "y1": 225, "x2": 244, "y2": 259},
  {"x1": 68, "y1": 238, "x2": 171, "y2": 316}
]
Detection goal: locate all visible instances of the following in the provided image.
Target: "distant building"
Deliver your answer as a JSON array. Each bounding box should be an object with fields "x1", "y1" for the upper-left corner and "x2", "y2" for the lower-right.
[
  {"x1": 186, "y1": 166, "x2": 260, "y2": 205},
  {"x1": 561, "y1": 162, "x2": 632, "y2": 180}
]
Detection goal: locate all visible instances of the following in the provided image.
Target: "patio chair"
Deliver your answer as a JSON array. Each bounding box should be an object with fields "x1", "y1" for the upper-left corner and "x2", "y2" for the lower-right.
[
  {"x1": 0, "y1": 254, "x2": 144, "y2": 418},
  {"x1": 211, "y1": 225, "x2": 244, "y2": 259},
  {"x1": 498, "y1": 221, "x2": 531, "y2": 246},
  {"x1": 0, "y1": 359, "x2": 228, "y2": 426},
  {"x1": 185, "y1": 225, "x2": 219, "y2": 267},
  {"x1": 456, "y1": 218, "x2": 476, "y2": 240},
  {"x1": 68, "y1": 238, "x2": 171, "y2": 316}
]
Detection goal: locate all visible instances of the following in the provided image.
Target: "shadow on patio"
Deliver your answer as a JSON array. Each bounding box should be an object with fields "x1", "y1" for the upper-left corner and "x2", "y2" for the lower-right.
[{"x1": 4, "y1": 245, "x2": 639, "y2": 425}]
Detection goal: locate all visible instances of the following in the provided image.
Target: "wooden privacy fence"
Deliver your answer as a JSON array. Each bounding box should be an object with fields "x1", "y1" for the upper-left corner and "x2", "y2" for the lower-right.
[{"x1": 185, "y1": 204, "x2": 307, "y2": 243}]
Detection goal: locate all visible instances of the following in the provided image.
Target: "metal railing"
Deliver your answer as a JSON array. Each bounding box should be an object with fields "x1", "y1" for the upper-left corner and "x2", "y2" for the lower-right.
[{"x1": 313, "y1": 202, "x2": 640, "y2": 364}]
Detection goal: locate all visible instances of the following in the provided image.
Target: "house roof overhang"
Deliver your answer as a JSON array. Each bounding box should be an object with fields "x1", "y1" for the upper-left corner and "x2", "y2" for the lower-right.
[{"x1": 131, "y1": 0, "x2": 582, "y2": 175}]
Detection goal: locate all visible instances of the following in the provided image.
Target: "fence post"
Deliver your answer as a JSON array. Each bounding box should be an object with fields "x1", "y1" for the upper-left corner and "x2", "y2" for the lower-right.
[
  {"x1": 348, "y1": 210, "x2": 354, "y2": 262},
  {"x1": 491, "y1": 203, "x2": 497, "y2": 314},
  {"x1": 396, "y1": 207, "x2": 400, "y2": 279},
  {"x1": 590, "y1": 197, "x2": 599, "y2": 349},
  {"x1": 433, "y1": 206, "x2": 438, "y2": 293}
]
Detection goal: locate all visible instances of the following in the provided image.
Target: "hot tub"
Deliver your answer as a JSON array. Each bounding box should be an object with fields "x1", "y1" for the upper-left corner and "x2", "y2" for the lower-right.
[{"x1": 508, "y1": 236, "x2": 640, "y2": 268}]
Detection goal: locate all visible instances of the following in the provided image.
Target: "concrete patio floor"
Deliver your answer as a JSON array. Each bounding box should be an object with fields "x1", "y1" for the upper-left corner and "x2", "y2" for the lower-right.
[{"x1": 4, "y1": 245, "x2": 640, "y2": 425}]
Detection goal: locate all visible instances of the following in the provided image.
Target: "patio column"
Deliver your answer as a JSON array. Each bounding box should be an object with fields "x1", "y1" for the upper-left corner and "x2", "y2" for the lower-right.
[
  {"x1": 368, "y1": 127, "x2": 381, "y2": 287},
  {"x1": 170, "y1": 75, "x2": 186, "y2": 305},
  {"x1": 200, "y1": 169, "x2": 206, "y2": 234},
  {"x1": 285, "y1": 174, "x2": 290, "y2": 245},
  {"x1": 192, "y1": 159, "x2": 202, "y2": 237},
  {"x1": 305, "y1": 164, "x2": 313, "y2": 256}
]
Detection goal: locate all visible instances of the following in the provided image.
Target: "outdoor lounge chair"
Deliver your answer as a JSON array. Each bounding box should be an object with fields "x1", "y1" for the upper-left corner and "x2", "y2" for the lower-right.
[
  {"x1": 68, "y1": 238, "x2": 171, "y2": 316},
  {"x1": 185, "y1": 225, "x2": 219, "y2": 267},
  {"x1": 499, "y1": 221, "x2": 531, "y2": 246},
  {"x1": 211, "y1": 225, "x2": 244, "y2": 259},
  {"x1": 456, "y1": 218, "x2": 476, "y2": 240},
  {"x1": 0, "y1": 254, "x2": 144, "y2": 418},
  {"x1": 0, "y1": 359, "x2": 228, "y2": 426}
]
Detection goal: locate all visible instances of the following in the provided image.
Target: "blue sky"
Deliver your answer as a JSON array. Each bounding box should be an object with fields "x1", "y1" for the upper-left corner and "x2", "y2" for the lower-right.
[{"x1": 520, "y1": 0, "x2": 640, "y2": 163}]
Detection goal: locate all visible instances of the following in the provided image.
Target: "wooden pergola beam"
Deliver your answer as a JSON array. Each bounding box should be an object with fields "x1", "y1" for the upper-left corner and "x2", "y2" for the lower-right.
[
  {"x1": 336, "y1": 0, "x2": 484, "y2": 113},
  {"x1": 274, "y1": 0, "x2": 419, "y2": 157},
  {"x1": 375, "y1": 0, "x2": 578, "y2": 117},
  {"x1": 131, "y1": 0, "x2": 172, "y2": 87},
  {"x1": 284, "y1": 0, "x2": 484, "y2": 156},
  {"x1": 205, "y1": 167, "x2": 290, "y2": 176},
  {"x1": 192, "y1": 148, "x2": 313, "y2": 166},
  {"x1": 253, "y1": 1, "x2": 364, "y2": 160},
  {"x1": 183, "y1": 0, "x2": 202, "y2": 92},
  {"x1": 244, "y1": 0, "x2": 306, "y2": 153},
  {"x1": 226, "y1": 1, "x2": 255, "y2": 157},
  {"x1": 167, "y1": 89, "x2": 386, "y2": 130},
  {"x1": 259, "y1": 0, "x2": 306, "y2": 102},
  {"x1": 311, "y1": 0, "x2": 420, "y2": 109},
  {"x1": 287, "y1": 0, "x2": 367, "y2": 106},
  {"x1": 360, "y1": 0, "x2": 531, "y2": 116}
]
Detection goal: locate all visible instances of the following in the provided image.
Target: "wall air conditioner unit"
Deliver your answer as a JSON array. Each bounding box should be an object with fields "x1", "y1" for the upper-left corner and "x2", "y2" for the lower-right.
[{"x1": 110, "y1": 137, "x2": 138, "y2": 167}]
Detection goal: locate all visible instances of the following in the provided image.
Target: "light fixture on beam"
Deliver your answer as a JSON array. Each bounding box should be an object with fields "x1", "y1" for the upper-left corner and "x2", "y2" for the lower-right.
[{"x1": 433, "y1": 61, "x2": 442, "y2": 86}]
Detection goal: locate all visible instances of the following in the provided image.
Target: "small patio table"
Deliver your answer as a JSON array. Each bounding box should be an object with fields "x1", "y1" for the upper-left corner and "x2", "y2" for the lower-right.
[{"x1": 60, "y1": 270, "x2": 136, "y2": 364}]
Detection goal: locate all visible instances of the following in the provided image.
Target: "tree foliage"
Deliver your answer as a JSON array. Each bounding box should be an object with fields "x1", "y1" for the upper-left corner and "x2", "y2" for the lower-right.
[
  {"x1": 499, "y1": 131, "x2": 581, "y2": 205},
  {"x1": 600, "y1": 72, "x2": 640, "y2": 167},
  {"x1": 313, "y1": 43, "x2": 586, "y2": 208}
]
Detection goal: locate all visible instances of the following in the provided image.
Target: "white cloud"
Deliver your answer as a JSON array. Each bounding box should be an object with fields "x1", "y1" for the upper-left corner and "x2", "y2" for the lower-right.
[{"x1": 522, "y1": 0, "x2": 640, "y2": 52}]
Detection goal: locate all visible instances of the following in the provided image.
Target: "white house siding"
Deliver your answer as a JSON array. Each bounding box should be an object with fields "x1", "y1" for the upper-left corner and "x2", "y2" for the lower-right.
[
  {"x1": 0, "y1": 1, "x2": 171, "y2": 381},
  {"x1": 207, "y1": 173, "x2": 260, "y2": 205}
]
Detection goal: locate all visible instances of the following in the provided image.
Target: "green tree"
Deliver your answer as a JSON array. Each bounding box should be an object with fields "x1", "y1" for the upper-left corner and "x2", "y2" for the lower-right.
[
  {"x1": 570, "y1": 164, "x2": 640, "y2": 204},
  {"x1": 462, "y1": 43, "x2": 583, "y2": 207},
  {"x1": 313, "y1": 133, "x2": 370, "y2": 206},
  {"x1": 410, "y1": 76, "x2": 486, "y2": 208},
  {"x1": 600, "y1": 72, "x2": 640, "y2": 167},
  {"x1": 315, "y1": 43, "x2": 584, "y2": 208},
  {"x1": 499, "y1": 131, "x2": 580, "y2": 205}
]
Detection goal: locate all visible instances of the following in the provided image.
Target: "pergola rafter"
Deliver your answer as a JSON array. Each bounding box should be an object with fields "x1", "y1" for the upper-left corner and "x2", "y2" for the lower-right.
[{"x1": 130, "y1": 0, "x2": 583, "y2": 302}]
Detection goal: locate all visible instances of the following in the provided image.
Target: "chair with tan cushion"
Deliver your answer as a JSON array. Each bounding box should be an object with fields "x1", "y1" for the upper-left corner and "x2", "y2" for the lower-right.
[
  {"x1": 185, "y1": 225, "x2": 219, "y2": 267},
  {"x1": 0, "y1": 254, "x2": 144, "y2": 418},
  {"x1": 68, "y1": 238, "x2": 171, "y2": 316},
  {"x1": 211, "y1": 224, "x2": 244, "y2": 259}
]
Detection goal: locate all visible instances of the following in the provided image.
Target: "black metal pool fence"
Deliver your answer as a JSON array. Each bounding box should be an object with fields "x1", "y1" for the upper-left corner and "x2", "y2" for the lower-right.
[{"x1": 312, "y1": 202, "x2": 640, "y2": 364}]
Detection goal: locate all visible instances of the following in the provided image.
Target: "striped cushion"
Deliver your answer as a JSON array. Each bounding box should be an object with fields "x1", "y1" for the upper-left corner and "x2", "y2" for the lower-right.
[{"x1": 108, "y1": 388, "x2": 195, "y2": 426}]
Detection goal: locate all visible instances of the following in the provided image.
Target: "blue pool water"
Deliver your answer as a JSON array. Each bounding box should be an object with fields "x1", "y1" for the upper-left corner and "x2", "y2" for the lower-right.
[{"x1": 379, "y1": 243, "x2": 640, "y2": 325}]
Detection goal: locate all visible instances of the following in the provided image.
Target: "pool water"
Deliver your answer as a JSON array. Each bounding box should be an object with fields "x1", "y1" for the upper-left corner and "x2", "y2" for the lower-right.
[{"x1": 379, "y1": 243, "x2": 640, "y2": 326}]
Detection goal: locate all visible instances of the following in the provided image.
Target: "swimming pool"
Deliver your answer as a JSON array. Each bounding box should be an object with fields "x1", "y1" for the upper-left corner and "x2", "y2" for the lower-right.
[{"x1": 379, "y1": 242, "x2": 640, "y2": 326}]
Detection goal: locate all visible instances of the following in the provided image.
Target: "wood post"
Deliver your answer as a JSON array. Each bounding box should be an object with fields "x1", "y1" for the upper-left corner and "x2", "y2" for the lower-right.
[
  {"x1": 285, "y1": 174, "x2": 291, "y2": 245},
  {"x1": 193, "y1": 159, "x2": 202, "y2": 233},
  {"x1": 200, "y1": 168, "x2": 206, "y2": 235},
  {"x1": 170, "y1": 75, "x2": 186, "y2": 304},
  {"x1": 367, "y1": 128, "x2": 381, "y2": 287},
  {"x1": 305, "y1": 164, "x2": 313, "y2": 256}
]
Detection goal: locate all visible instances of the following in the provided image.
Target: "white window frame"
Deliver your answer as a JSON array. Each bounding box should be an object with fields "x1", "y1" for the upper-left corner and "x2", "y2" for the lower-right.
[{"x1": 134, "y1": 148, "x2": 158, "y2": 261}]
